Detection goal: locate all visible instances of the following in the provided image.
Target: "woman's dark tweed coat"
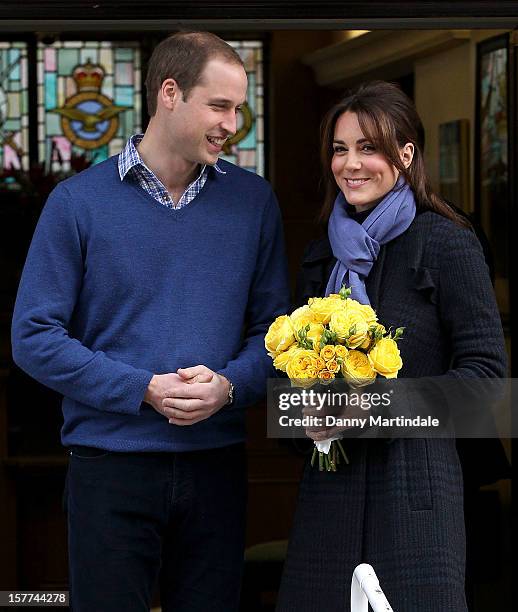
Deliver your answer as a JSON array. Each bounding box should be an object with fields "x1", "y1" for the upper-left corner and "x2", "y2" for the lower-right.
[{"x1": 276, "y1": 211, "x2": 507, "y2": 612}]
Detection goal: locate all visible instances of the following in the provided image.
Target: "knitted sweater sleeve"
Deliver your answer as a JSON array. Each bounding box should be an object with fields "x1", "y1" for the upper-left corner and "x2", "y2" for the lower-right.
[
  {"x1": 439, "y1": 224, "x2": 507, "y2": 379},
  {"x1": 11, "y1": 184, "x2": 153, "y2": 415},
  {"x1": 218, "y1": 190, "x2": 290, "y2": 408}
]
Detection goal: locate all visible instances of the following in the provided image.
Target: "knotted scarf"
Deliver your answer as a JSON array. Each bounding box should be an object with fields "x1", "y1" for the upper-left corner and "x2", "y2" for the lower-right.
[{"x1": 325, "y1": 178, "x2": 416, "y2": 304}]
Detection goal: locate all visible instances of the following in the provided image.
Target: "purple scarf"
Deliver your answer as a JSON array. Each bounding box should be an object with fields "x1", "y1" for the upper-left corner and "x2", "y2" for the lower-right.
[{"x1": 325, "y1": 179, "x2": 416, "y2": 304}]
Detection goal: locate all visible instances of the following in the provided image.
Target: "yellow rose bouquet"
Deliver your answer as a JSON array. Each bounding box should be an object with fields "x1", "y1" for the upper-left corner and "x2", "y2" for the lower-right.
[{"x1": 265, "y1": 285, "x2": 404, "y2": 471}]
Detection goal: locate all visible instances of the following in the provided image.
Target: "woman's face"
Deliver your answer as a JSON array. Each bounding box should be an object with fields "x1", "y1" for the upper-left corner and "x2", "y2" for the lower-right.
[{"x1": 331, "y1": 111, "x2": 407, "y2": 212}]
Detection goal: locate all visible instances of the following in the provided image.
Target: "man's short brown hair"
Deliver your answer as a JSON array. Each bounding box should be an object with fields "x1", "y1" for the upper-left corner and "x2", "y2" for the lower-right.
[{"x1": 144, "y1": 31, "x2": 244, "y2": 116}]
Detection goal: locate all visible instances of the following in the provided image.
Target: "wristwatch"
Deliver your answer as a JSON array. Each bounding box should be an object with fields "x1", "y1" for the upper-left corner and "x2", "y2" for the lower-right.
[{"x1": 226, "y1": 380, "x2": 235, "y2": 406}]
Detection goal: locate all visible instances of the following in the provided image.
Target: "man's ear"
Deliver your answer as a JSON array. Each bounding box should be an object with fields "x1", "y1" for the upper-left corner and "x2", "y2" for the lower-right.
[
  {"x1": 400, "y1": 143, "x2": 415, "y2": 169},
  {"x1": 159, "y1": 78, "x2": 181, "y2": 111}
]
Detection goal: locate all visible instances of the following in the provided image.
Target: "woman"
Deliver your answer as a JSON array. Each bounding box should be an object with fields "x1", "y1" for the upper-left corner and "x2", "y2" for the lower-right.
[{"x1": 276, "y1": 81, "x2": 507, "y2": 612}]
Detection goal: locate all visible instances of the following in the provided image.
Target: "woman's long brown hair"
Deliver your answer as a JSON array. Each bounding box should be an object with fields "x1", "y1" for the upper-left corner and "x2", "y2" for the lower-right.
[{"x1": 319, "y1": 81, "x2": 470, "y2": 228}]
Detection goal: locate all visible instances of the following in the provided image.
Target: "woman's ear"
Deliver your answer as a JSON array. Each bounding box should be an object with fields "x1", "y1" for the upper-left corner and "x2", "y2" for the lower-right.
[{"x1": 400, "y1": 143, "x2": 415, "y2": 169}]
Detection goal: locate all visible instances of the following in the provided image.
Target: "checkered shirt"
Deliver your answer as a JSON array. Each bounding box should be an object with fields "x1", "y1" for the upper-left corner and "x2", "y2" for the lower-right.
[{"x1": 118, "y1": 134, "x2": 225, "y2": 210}]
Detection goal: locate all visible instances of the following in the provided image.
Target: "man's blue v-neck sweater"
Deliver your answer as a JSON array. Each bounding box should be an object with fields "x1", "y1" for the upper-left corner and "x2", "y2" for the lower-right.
[{"x1": 12, "y1": 156, "x2": 290, "y2": 451}]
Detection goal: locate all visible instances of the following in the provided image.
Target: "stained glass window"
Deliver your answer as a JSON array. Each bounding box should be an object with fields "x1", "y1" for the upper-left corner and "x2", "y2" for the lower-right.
[
  {"x1": 221, "y1": 41, "x2": 264, "y2": 176},
  {"x1": 33, "y1": 38, "x2": 264, "y2": 175},
  {"x1": 37, "y1": 41, "x2": 141, "y2": 171},
  {"x1": 0, "y1": 42, "x2": 29, "y2": 170}
]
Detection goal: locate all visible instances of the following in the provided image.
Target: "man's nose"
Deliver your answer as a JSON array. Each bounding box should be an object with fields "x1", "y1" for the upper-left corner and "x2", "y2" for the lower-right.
[{"x1": 221, "y1": 110, "x2": 238, "y2": 136}]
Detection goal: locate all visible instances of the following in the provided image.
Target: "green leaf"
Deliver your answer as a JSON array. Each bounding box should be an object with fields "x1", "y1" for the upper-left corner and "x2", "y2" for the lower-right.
[{"x1": 339, "y1": 284, "x2": 352, "y2": 300}]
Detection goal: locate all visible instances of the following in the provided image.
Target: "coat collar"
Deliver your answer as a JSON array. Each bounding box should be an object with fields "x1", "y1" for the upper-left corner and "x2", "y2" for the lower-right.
[
  {"x1": 303, "y1": 236, "x2": 333, "y2": 262},
  {"x1": 301, "y1": 235, "x2": 387, "y2": 310}
]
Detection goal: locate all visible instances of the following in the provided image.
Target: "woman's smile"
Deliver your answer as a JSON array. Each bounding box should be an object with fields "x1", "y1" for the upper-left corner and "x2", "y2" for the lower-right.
[{"x1": 342, "y1": 177, "x2": 371, "y2": 188}]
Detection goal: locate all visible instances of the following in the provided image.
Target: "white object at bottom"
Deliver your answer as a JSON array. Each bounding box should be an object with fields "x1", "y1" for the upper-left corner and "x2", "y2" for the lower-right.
[{"x1": 351, "y1": 563, "x2": 394, "y2": 612}]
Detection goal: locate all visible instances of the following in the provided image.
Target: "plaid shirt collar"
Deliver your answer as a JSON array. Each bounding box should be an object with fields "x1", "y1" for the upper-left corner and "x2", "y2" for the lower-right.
[
  {"x1": 118, "y1": 134, "x2": 226, "y2": 209},
  {"x1": 118, "y1": 133, "x2": 226, "y2": 181}
]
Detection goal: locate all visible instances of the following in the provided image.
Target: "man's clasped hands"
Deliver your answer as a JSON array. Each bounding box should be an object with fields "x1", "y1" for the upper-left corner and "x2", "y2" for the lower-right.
[{"x1": 144, "y1": 366, "x2": 231, "y2": 426}]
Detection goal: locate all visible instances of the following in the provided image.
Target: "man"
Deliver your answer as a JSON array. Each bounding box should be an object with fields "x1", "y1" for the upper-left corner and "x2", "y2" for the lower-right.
[{"x1": 11, "y1": 32, "x2": 289, "y2": 612}]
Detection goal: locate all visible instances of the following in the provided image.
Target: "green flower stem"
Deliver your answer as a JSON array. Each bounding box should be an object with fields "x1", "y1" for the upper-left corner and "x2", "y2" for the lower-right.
[
  {"x1": 329, "y1": 446, "x2": 337, "y2": 472},
  {"x1": 312, "y1": 441, "x2": 350, "y2": 471},
  {"x1": 336, "y1": 440, "x2": 350, "y2": 465}
]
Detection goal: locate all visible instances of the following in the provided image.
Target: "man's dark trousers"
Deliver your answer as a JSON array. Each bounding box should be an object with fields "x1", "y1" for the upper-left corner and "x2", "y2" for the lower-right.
[{"x1": 65, "y1": 443, "x2": 247, "y2": 611}]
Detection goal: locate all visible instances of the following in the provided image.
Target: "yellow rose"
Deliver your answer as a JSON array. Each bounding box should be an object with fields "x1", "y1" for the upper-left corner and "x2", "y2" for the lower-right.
[
  {"x1": 315, "y1": 356, "x2": 326, "y2": 372},
  {"x1": 368, "y1": 337, "x2": 403, "y2": 378},
  {"x1": 346, "y1": 299, "x2": 377, "y2": 325},
  {"x1": 360, "y1": 335, "x2": 373, "y2": 351},
  {"x1": 286, "y1": 349, "x2": 320, "y2": 378},
  {"x1": 320, "y1": 345, "x2": 336, "y2": 361},
  {"x1": 265, "y1": 315, "x2": 296, "y2": 356},
  {"x1": 345, "y1": 320, "x2": 370, "y2": 349},
  {"x1": 326, "y1": 359, "x2": 340, "y2": 374},
  {"x1": 360, "y1": 323, "x2": 386, "y2": 351},
  {"x1": 329, "y1": 310, "x2": 369, "y2": 348},
  {"x1": 272, "y1": 345, "x2": 305, "y2": 373},
  {"x1": 306, "y1": 322, "x2": 325, "y2": 351},
  {"x1": 334, "y1": 345, "x2": 348, "y2": 360},
  {"x1": 308, "y1": 296, "x2": 345, "y2": 324},
  {"x1": 290, "y1": 305, "x2": 318, "y2": 331},
  {"x1": 286, "y1": 349, "x2": 321, "y2": 387},
  {"x1": 342, "y1": 350, "x2": 377, "y2": 387},
  {"x1": 318, "y1": 369, "x2": 335, "y2": 383},
  {"x1": 328, "y1": 310, "x2": 349, "y2": 341}
]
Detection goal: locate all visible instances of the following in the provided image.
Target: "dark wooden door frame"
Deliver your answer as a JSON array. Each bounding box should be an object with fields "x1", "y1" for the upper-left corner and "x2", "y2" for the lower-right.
[{"x1": 0, "y1": 1, "x2": 517, "y2": 26}]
